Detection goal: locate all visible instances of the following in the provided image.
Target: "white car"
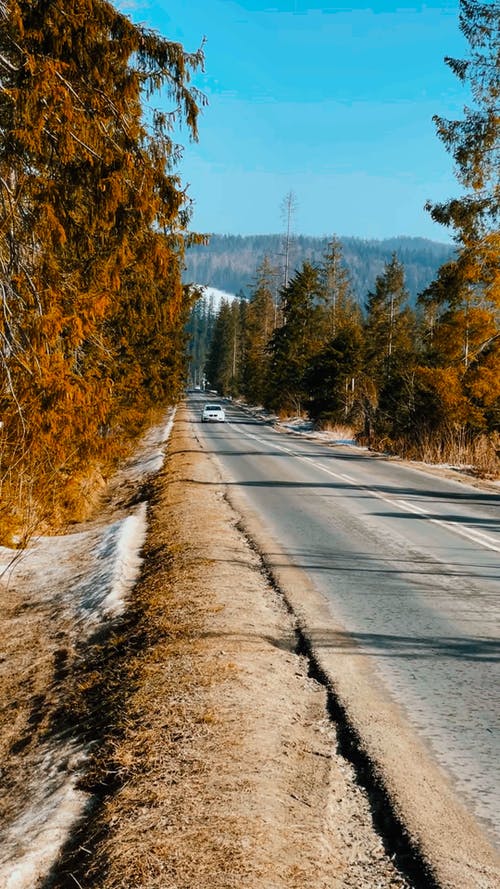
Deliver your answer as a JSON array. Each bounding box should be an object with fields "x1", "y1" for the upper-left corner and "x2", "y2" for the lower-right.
[{"x1": 201, "y1": 403, "x2": 226, "y2": 423}]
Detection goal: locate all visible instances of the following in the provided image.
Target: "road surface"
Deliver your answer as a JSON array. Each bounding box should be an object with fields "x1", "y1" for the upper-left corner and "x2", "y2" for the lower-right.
[{"x1": 192, "y1": 395, "x2": 500, "y2": 850}]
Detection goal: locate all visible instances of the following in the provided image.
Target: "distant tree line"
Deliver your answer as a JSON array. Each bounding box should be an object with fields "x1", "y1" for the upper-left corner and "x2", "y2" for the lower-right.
[
  {"x1": 0, "y1": 0, "x2": 205, "y2": 540},
  {"x1": 204, "y1": 241, "x2": 498, "y2": 471},
  {"x1": 184, "y1": 232, "x2": 454, "y2": 306},
  {"x1": 201, "y1": 1, "x2": 500, "y2": 474}
]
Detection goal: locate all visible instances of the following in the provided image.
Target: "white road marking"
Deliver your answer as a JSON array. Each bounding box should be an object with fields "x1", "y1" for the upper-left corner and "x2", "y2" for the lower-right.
[
  {"x1": 225, "y1": 419, "x2": 500, "y2": 555},
  {"x1": 396, "y1": 499, "x2": 500, "y2": 554}
]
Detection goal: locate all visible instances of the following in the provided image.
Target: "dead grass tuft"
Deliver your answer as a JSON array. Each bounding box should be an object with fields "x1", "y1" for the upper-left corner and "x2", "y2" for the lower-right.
[
  {"x1": 368, "y1": 429, "x2": 500, "y2": 479},
  {"x1": 315, "y1": 420, "x2": 356, "y2": 440}
]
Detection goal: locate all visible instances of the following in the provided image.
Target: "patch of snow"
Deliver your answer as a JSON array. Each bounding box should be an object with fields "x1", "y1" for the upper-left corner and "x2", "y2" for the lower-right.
[
  {"x1": 0, "y1": 750, "x2": 87, "y2": 889},
  {"x1": 232, "y1": 400, "x2": 365, "y2": 449},
  {"x1": 0, "y1": 411, "x2": 175, "y2": 888},
  {"x1": 197, "y1": 285, "x2": 238, "y2": 312},
  {"x1": 0, "y1": 505, "x2": 148, "y2": 628},
  {"x1": 117, "y1": 408, "x2": 176, "y2": 484},
  {"x1": 101, "y1": 503, "x2": 148, "y2": 615},
  {"x1": 281, "y1": 417, "x2": 315, "y2": 433},
  {"x1": 299, "y1": 429, "x2": 362, "y2": 448}
]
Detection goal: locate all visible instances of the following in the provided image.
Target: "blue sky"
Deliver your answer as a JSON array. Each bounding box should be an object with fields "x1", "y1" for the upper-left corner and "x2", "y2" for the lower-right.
[{"x1": 120, "y1": 1, "x2": 469, "y2": 241}]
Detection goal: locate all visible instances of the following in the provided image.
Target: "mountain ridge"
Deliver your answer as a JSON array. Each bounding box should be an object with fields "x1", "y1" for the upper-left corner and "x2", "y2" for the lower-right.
[{"x1": 184, "y1": 233, "x2": 455, "y2": 305}]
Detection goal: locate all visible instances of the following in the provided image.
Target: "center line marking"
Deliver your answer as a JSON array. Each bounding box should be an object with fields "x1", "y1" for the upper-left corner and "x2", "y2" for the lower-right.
[{"x1": 222, "y1": 419, "x2": 500, "y2": 554}]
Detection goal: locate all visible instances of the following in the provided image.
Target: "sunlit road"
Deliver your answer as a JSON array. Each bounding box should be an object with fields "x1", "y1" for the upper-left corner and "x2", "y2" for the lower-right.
[{"x1": 190, "y1": 395, "x2": 500, "y2": 847}]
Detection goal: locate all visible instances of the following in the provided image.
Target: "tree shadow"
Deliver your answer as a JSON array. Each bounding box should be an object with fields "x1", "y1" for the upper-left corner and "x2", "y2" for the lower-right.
[{"x1": 308, "y1": 627, "x2": 500, "y2": 662}]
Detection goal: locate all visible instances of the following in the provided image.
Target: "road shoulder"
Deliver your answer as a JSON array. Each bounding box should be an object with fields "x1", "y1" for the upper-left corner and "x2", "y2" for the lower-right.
[{"x1": 68, "y1": 402, "x2": 413, "y2": 888}]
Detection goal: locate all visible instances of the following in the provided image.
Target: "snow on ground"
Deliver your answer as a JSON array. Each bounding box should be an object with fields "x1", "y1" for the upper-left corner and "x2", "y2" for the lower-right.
[
  {"x1": 197, "y1": 285, "x2": 237, "y2": 311},
  {"x1": 2, "y1": 759, "x2": 87, "y2": 889},
  {"x1": 0, "y1": 505, "x2": 148, "y2": 631},
  {"x1": 0, "y1": 410, "x2": 175, "y2": 889},
  {"x1": 232, "y1": 399, "x2": 364, "y2": 449}
]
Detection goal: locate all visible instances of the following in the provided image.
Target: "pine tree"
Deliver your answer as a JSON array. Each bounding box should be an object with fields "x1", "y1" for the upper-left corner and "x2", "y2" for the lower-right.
[
  {"x1": 363, "y1": 255, "x2": 417, "y2": 442},
  {"x1": 299, "y1": 239, "x2": 363, "y2": 425},
  {"x1": 205, "y1": 299, "x2": 244, "y2": 396},
  {"x1": 427, "y1": 0, "x2": 499, "y2": 245},
  {"x1": 186, "y1": 288, "x2": 216, "y2": 388},
  {"x1": 305, "y1": 326, "x2": 364, "y2": 425},
  {"x1": 364, "y1": 254, "x2": 415, "y2": 385}
]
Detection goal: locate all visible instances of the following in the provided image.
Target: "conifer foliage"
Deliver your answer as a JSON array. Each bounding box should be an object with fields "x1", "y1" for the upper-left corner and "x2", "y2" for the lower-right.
[
  {"x1": 267, "y1": 261, "x2": 325, "y2": 414},
  {"x1": 0, "y1": 0, "x2": 204, "y2": 537},
  {"x1": 240, "y1": 257, "x2": 277, "y2": 405},
  {"x1": 421, "y1": 0, "x2": 499, "y2": 442},
  {"x1": 205, "y1": 298, "x2": 246, "y2": 396}
]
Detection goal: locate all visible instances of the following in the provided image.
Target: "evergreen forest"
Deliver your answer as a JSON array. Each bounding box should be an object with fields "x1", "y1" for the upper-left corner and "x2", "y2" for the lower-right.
[
  {"x1": 0, "y1": 0, "x2": 205, "y2": 541},
  {"x1": 184, "y1": 233, "x2": 455, "y2": 305},
  {"x1": 197, "y1": 1, "x2": 500, "y2": 476}
]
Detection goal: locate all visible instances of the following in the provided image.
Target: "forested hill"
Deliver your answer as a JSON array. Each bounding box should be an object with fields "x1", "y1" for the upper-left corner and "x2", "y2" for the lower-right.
[{"x1": 184, "y1": 233, "x2": 454, "y2": 304}]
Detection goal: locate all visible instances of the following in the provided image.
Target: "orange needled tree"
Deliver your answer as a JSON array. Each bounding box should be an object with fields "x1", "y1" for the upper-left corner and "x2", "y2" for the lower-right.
[{"x1": 0, "y1": 0, "x2": 205, "y2": 536}]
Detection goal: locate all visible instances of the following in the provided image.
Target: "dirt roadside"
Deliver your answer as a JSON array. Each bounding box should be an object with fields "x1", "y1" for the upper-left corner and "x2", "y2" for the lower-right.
[{"x1": 1, "y1": 404, "x2": 499, "y2": 888}]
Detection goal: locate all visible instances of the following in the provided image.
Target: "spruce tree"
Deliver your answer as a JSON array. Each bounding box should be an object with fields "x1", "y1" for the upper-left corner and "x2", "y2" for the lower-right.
[
  {"x1": 320, "y1": 236, "x2": 359, "y2": 338},
  {"x1": 300, "y1": 239, "x2": 363, "y2": 425},
  {"x1": 364, "y1": 255, "x2": 417, "y2": 442},
  {"x1": 186, "y1": 288, "x2": 216, "y2": 388},
  {"x1": 205, "y1": 300, "x2": 244, "y2": 397},
  {"x1": 266, "y1": 261, "x2": 324, "y2": 413},
  {"x1": 364, "y1": 254, "x2": 415, "y2": 386},
  {"x1": 305, "y1": 326, "x2": 364, "y2": 425},
  {"x1": 423, "y1": 0, "x2": 499, "y2": 437},
  {"x1": 241, "y1": 257, "x2": 277, "y2": 404},
  {"x1": 0, "y1": 0, "x2": 204, "y2": 534}
]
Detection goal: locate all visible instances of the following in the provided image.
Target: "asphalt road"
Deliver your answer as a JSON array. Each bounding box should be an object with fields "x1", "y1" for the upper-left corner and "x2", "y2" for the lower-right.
[{"x1": 191, "y1": 395, "x2": 500, "y2": 849}]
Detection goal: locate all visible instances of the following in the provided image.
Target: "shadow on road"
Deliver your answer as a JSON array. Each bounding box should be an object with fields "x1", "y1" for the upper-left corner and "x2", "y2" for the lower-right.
[{"x1": 308, "y1": 628, "x2": 500, "y2": 662}]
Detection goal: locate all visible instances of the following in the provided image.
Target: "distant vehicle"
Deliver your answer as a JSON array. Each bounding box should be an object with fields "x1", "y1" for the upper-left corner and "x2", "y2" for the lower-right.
[{"x1": 201, "y1": 403, "x2": 226, "y2": 423}]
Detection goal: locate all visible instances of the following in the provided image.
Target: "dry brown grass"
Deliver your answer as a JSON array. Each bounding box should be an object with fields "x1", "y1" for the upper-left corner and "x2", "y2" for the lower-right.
[
  {"x1": 0, "y1": 587, "x2": 83, "y2": 837},
  {"x1": 387, "y1": 430, "x2": 500, "y2": 479},
  {"x1": 42, "y1": 450, "x2": 259, "y2": 888},
  {"x1": 315, "y1": 420, "x2": 356, "y2": 440},
  {"x1": 47, "y1": 410, "x2": 413, "y2": 889},
  {"x1": 0, "y1": 405, "x2": 168, "y2": 546}
]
